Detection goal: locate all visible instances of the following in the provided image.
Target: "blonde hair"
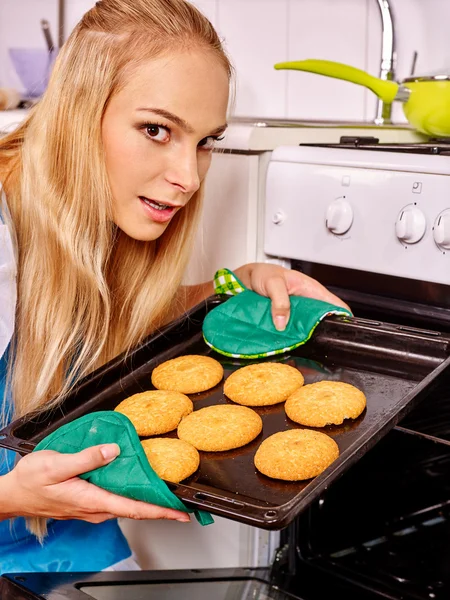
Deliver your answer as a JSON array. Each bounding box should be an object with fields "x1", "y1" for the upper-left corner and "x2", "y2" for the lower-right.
[
  {"x1": 1, "y1": 0, "x2": 231, "y2": 538},
  {"x1": 0, "y1": 0, "x2": 232, "y2": 421}
]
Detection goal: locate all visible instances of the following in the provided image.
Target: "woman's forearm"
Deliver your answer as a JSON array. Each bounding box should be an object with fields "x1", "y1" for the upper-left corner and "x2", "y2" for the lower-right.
[
  {"x1": 180, "y1": 280, "x2": 215, "y2": 311},
  {"x1": 0, "y1": 473, "x2": 17, "y2": 521}
]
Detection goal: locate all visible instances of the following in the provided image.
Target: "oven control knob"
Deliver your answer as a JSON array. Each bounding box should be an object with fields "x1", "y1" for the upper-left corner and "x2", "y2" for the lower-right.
[
  {"x1": 325, "y1": 199, "x2": 353, "y2": 235},
  {"x1": 395, "y1": 205, "x2": 426, "y2": 244},
  {"x1": 433, "y1": 210, "x2": 450, "y2": 250}
]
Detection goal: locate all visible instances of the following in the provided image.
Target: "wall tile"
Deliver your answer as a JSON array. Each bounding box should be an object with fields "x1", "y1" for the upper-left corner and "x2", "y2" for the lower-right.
[
  {"x1": 217, "y1": 0, "x2": 289, "y2": 118},
  {"x1": 365, "y1": 0, "x2": 450, "y2": 125},
  {"x1": 64, "y1": 1, "x2": 217, "y2": 46},
  {"x1": 64, "y1": 0, "x2": 95, "y2": 35},
  {"x1": 4, "y1": 1, "x2": 450, "y2": 125},
  {"x1": 416, "y1": 0, "x2": 450, "y2": 72},
  {"x1": 1, "y1": 0, "x2": 220, "y2": 95},
  {"x1": 366, "y1": 0, "x2": 425, "y2": 124},
  {"x1": 190, "y1": 0, "x2": 218, "y2": 25},
  {"x1": 0, "y1": 0, "x2": 58, "y2": 92},
  {"x1": 286, "y1": 0, "x2": 368, "y2": 121}
]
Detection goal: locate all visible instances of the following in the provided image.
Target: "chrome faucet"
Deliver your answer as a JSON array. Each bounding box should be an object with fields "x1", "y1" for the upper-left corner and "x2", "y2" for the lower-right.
[{"x1": 375, "y1": 0, "x2": 396, "y2": 124}]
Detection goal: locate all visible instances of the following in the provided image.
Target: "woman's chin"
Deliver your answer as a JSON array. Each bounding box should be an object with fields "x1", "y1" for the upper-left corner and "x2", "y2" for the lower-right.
[{"x1": 114, "y1": 218, "x2": 169, "y2": 242}]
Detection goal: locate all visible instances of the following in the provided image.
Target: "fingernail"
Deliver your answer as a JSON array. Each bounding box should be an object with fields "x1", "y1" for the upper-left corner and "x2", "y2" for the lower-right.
[
  {"x1": 274, "y1": 316, "x2": 286, "y2": 331},
  {"x1": 176, "y1": 516, "x2": 190, "y2": 523},
  {"x1": 101, "y1": 444, "x2": 120, "y2": 461}
]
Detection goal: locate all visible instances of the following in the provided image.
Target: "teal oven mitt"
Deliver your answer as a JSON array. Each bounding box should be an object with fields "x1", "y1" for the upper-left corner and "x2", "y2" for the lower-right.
[
  {"x1": 33, "y1": 411, "x2": 213, "y2": 526},
  {"x1": 203, "y1": 268, "x2": 352, "y2": 359}
]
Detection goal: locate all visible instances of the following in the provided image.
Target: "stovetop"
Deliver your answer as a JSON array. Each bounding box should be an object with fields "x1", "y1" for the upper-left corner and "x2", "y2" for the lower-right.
[{"x1": 301, "y1": 136, "x2": 450, "y2": 155}]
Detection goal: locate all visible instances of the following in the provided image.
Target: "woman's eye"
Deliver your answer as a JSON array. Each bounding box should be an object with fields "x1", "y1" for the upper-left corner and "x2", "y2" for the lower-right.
[
  {"x1": 145, "y1": 124, "x2": 170, "y2": 142},
  {"x1": 198, "y1": 136, "x2": 224, "y2": 150}
]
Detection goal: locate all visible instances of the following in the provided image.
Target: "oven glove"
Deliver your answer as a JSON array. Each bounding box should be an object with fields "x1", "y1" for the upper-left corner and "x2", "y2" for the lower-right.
[
  {"x1": 203, "y1": 268, "x2": 352, "y2": 359},
  {"x1": 33, "y1": 411, "x2": 214, "y2": 526}
]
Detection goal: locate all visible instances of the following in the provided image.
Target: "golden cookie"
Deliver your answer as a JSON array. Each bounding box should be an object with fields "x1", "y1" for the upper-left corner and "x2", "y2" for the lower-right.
[
  {"x1": 224, "y1": 362, "x2": 304, "y2": 406},
  {"x1": 141, "y1": 438, "x2": 200, "y2": 483},
  {"x1": 114, "y1": 390, "x2": 193, "y2": 436},
  {"x1": 151, "y1": 355, "x2": 223, "y2": 394},
  {"x1": 254, "y1": 429, "x2": 339, "y2": 481},
  {"x1": 285, "y1": 381, "x2": 366, "y2": 427},
  {"x1": 177, "y1": 405, "x2": 262, "y2": 451}
]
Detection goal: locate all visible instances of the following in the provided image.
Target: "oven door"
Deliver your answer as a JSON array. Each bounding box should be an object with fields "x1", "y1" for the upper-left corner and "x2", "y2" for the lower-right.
[
  {"x1": 0, "y1": 564, "x2": 388, "y2": 600},
  {"x1": 0, "y1": 568, "x2": 301, "y2": 600},
  {"x1": 3, "y1": 428, "x2": 450, "y2": 600},
  {"x1": 282, "y1": 424, "x2": 450, "y2": 600}
]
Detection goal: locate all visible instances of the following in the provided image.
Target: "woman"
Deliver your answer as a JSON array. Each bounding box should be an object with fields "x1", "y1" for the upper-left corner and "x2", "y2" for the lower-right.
[{"x1": 0, "y1": 0, "x2": 348, "y2": 573}]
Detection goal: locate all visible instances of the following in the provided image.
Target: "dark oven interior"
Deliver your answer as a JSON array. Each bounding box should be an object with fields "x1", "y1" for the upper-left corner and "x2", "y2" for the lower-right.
[{"x1": 275, "y1": 261, "x2": 450, "y2": 600}]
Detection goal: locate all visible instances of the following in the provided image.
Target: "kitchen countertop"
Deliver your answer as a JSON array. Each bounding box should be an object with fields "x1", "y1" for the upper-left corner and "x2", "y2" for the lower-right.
[
  {"x1": 217, "y1": 118, "x2": 428, "y2": 151},
  {"x1": 0, "y1": 109, "x2": 428, "y2": 150}
]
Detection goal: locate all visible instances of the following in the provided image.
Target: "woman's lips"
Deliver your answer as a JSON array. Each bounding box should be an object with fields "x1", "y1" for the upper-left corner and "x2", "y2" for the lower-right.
[{"x1": 139, "y1": 196, "x2": 177, "y2": 223}]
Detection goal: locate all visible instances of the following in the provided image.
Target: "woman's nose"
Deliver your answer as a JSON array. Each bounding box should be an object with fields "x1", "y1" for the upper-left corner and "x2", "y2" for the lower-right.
[{"x1": 165, "y1": 147, "x2": 200, "y2": 194}]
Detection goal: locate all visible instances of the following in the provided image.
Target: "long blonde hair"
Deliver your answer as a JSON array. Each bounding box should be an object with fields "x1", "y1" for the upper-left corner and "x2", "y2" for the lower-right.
[{"x1": 0, "y1": 0, "x2": 232, "y2": 420}]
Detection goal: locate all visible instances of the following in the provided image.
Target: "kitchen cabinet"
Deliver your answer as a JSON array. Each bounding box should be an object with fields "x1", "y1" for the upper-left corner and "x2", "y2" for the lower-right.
[{"x1": 185, "y1": 152, "x2": 261, "y2": 284}]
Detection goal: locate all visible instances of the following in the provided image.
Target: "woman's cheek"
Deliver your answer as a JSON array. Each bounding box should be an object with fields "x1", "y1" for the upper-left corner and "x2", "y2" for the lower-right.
[{"x1": 198, "y1": 151, "x2": 213, "y2": 181}]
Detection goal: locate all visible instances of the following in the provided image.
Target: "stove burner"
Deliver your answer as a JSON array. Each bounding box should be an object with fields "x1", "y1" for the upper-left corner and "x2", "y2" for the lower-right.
[{"x1": 301, "y1": 136, "x2": 450, "y2": 155}]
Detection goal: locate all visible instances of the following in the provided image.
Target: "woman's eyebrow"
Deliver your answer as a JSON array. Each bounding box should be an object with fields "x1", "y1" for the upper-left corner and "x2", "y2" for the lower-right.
[
  {"x1": 210, "y1": 124, "x2": 228, "y2": 136},
  {"x1": 136, "y1": 107, "x2": 227, "y2": 136}
]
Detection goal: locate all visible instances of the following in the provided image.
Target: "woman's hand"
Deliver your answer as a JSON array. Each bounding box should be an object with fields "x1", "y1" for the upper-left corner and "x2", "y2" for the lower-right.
[
  {"x1": 235, "y1": 263, "x2": 351, "y2": 331},
  {"x1": 0, "y1": 444, "x2": 190, "y2": 524}
]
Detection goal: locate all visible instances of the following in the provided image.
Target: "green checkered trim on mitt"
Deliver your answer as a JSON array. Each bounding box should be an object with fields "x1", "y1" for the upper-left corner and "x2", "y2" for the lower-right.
[{"x1": 213, "y1": 268, "x2": 246, "y2": 296}]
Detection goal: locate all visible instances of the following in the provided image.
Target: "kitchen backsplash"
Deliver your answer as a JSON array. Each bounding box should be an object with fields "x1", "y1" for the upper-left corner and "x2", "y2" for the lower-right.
[{"x1": 1, "y1": 0, "x2": 450, "y2": 123}]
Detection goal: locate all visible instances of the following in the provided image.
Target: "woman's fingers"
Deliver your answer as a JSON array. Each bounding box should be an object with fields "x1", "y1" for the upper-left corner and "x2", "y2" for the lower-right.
[
  {"x1": 14, "y1": 448, "x2": 190, "y2": 523},
  {"x1": 91, "y1": 489, "x2": 190, "y2": 522},
  {"x1": 264, "y1": 276, "x2": 291, "y2": 331},
  {"x1": 258, "y1": 269, "x2": 351, "y2": 332},
  {"x1": 247, "y1": 264, "x2": 351, "y2": 320},
  {"x1": 46, "y1": 448, "x2": 190, "y2": 521},
  {"x1": 285, "y1": 270, "x2": 351, "y2": 312},
  {"x1": 37, "y1": 444, "x2": 121, "y2": 484}
]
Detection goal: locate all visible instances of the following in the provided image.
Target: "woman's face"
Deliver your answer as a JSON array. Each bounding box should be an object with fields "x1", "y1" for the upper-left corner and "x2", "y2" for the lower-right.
[{"x1": 102, "y1": 49, "x2": 229, "y2": 241}]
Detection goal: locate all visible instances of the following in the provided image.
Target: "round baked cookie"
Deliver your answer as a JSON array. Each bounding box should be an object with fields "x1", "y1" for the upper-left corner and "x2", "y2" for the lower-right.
[
  {"x1": 141, "y1": 438, "x2": 200, "y2": 483},
  {"x1": 254, "y1": 429, "x2": 339, "y2": 481},
  {"x1": 114, "y1": 390, "x2": 193, "y2": 436},
  {"x1": 285, "y1": 381, "x2": 366, "y2": 427},
  {"x1": 177, "y1": 405, "x2": 263, "y2": 451},
  {"x1": 151, "y1": 355, "x2": 224, "y2": 394},
  {"x1": 224, "y1": 362, "x2": 304, "y2": 406}
]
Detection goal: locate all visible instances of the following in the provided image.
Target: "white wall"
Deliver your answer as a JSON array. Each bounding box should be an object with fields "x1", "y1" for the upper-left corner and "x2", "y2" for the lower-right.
[
  {"x1": 0, "y1": 0, "x2": 59, "y2": 94},
  {"x1": 1, "y1": 1, "x2": 450, "y2": 121}
]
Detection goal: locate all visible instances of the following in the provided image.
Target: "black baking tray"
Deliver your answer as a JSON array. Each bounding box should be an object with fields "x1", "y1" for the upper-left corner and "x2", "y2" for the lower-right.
[{"x1": 2, "y1": 295, "x2": 450, "y2": 530}]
